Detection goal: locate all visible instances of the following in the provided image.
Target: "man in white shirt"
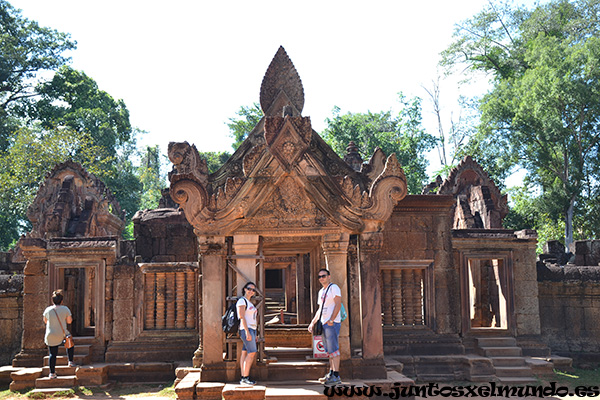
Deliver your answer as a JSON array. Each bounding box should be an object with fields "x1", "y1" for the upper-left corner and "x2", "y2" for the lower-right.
[{"x1": 308, "y1": 268, "x2": 342, "y2": 385}]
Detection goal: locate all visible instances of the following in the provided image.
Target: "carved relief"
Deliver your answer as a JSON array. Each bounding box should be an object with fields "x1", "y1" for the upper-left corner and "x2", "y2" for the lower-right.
[
  {"x1": 26, "y1": 161, "x2": 124, "y2": 239},
  {"x1": 241, "y1": 176, "x2": 334, "y2": 231},
  {"x1": 260, "y1": 46, "x2": 304, "y2": 116},
  {"x1": 264, "y1": 116, "x2": 312, "y2": 171},
  {"x1": 438, "y1": 156, "x2": 508, "y2": 228}
]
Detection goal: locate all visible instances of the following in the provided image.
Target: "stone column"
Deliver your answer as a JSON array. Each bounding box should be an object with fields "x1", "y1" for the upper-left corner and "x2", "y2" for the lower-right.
[
  {"x1": 12, "y1": 238, "x2": 48, "y2": 367},
  {"x1": 233, "y1": 235, "x2": 260, "y2": 296},
  {"x1": 358, "y1": 231, "x2": 387, "y2": 378},
  {"x1": 322, "y1": 233, "x2": 350, "y2": 360},
  {"x1": 195, "y1": 236, "x2": 225, "y2": 368}
]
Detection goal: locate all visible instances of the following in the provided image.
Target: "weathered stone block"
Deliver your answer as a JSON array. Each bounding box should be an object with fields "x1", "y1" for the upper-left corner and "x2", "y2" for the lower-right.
[
  {"x1": 167, "y1": 236, "x2": 195, "y2": 256},
  {"x1": 23, "y1": 275, "x2": 47, "y2": 294},
  {"x1": 196, "y1": 382, "x2": 225, "y2": 400},
  {"x1": 175, "y1": 371, "x2": 200, "y2": 400},
  {"x1": 112, "y1": 318, "x2": 133, "y2": 341},
  {"x1": 77, "y1": 364, "x2": 108, "y2": 386},
  {"x1": 112, "y1": 299, "x2": 133, "y2": 321},
  {"x1": 222, "y1": 384, "x2": 266, "y2": 400},
  {"x1": 113, "y1": 278, "x2": 134, "y2": 300}
]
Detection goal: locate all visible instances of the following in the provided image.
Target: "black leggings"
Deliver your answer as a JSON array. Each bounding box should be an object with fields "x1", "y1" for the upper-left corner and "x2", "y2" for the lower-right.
[{"x1": 48, "y1": 345, "x2": 74, "y2": 373}]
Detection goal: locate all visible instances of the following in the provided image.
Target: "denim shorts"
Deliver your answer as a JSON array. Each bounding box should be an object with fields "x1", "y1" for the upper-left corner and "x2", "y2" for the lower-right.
[
  {"x1": 322, "y1": 322, "x2": 341, "y2": 357},
  {"x1": 240, "y1": 328, "x2": 257, "y2": 353}
]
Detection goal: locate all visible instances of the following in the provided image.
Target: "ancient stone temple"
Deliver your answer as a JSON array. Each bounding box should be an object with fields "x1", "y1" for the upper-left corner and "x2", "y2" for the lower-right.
[{"x1": 7, "y1": 47, "x2": 569, "y2": 390}]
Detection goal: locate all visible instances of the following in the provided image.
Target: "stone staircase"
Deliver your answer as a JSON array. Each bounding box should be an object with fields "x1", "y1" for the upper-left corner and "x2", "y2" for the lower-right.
[
  {"x1": 264, "y1": 346, "x2": 329, "y2": 381},
  {"x1": 10, "y1": 336, "x2": 94, "y2": 395},
  {"x1": 475, "y1": 337, "x2": 537, "y2": 385}
]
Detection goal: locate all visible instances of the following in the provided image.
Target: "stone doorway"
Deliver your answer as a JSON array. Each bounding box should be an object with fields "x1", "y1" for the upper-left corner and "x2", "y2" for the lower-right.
[
  {"x1": 463, "y1": 256, "x2": 511, "y2": 330},
  {"x1": 61, "y1": 267, "x2": 95, "y2": 336}
]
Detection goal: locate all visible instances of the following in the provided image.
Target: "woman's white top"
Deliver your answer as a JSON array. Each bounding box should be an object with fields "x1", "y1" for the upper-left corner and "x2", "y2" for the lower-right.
[
  {"x1": 318, "y1": 283, "x2": 342, "y2": 323},
  {"x1": 237, "y1": 297, "x2": 257, "y2": 330},
  {"x1": 43, "y1": 305, "x2": 72, "y2": 346}
]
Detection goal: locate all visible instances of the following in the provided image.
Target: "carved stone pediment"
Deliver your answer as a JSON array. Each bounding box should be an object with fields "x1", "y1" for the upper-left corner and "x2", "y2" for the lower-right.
[
  {"x1": 26, "y1": 161, "x2": 124, "y2": 239},
  {"x1": 168, "y1": 47, "x2": 408, "y2": 236},
  {"x1": 438, "y1": 156, "x2": 508, "y2": 229},
  {"x1": 265, "y1": 116, "x2": 311, "y2": 171},
  {"x1": 238, "y1": 176, "x2": 336, "y2": 233}
]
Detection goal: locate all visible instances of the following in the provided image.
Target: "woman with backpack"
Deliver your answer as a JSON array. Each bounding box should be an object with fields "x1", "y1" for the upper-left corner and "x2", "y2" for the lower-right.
[{"x1": 237, "y1": 281, "x2": 258, "y2": 385}]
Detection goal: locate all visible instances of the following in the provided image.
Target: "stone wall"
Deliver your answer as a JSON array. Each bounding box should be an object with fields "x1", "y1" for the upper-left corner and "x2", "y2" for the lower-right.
[
  {"x1": 133, "y1": 209, "x2": 197, "y2": 263},
  {"x1": 0, "y1": 274, "x2": 23, "y2": 365},
  {"x1": 538, "y1": 264, "x2": 600, "y2": 366}
]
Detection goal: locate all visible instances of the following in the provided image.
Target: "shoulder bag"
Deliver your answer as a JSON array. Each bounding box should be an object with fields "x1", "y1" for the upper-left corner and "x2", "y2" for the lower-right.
[{"x1": 53, "y1": 308, "x2": 74, "y2": 349}]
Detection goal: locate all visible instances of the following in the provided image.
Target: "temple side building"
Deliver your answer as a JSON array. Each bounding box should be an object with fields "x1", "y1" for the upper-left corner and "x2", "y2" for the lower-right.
[{"x1": 6, "y1": 47, "x2": 572, "y2": 387}]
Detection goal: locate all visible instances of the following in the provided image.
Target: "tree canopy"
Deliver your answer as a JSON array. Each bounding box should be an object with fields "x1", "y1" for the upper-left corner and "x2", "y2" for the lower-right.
[
  {"x1": 0, "y1": 0, "x2": 76, "y2": 149},
  {"x1": 442, "y1": 0, "x2": 600, "y2": 247},
  {"x1": 322, "y1": 94, "x2": 436, "y2": 194},
  {"x1": 0, "y1": 1, "x2": 153, "y2": 250}
]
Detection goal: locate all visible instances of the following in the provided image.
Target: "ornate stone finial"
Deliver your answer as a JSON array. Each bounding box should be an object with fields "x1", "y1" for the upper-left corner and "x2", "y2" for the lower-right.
[
  {"x1": 260, "y1": 46, "x2": 304, "y2": 117},
  {"x1": 343, "y1": 141, "x2": 363, "y2": 171}
]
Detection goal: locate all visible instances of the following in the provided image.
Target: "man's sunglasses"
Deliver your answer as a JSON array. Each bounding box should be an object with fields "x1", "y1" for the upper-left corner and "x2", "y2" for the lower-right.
[{"x1": 318, "y1": 274, "x2": 328, "y2": 279}]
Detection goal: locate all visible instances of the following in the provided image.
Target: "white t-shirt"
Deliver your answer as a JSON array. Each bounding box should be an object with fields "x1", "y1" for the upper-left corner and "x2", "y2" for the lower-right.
[
  {"x1": 43, "y1": 305, "x2": 72, "y2": 347},
  {"x1": 318, "y1": 284, "x2": 342, "y2": 323},
  {"x1": 236, "y1": 297, "x2": 257, "y2": 330}
]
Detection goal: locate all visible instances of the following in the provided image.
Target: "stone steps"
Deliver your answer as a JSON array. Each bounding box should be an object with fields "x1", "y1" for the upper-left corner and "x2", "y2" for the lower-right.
[
  {"x1": 489, "y1": 356, "x2": 526, "y2": 367},
  {"x1": 35, "y1": 375, "x2": 77, "y2": 388},
  {"x1": 482, "y1": 346, "x2": 522, "y2": 357},
  {"x1": 264, "y1": 346, "x2": 313, "y2": 361},
  {"x1": 43, "y1": 354, "x2": 90, "y2": 366},
  {"x1": 475, "y1": 336, "x2": 536, "y2": 385},
  {"x1": 266, "y1": 360, "x2": 328, "y2": 381}
]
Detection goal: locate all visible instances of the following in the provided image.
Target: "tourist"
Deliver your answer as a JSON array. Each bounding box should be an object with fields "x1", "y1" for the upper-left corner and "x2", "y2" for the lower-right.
[
  {"x1": 308, "y1": 268, "x2": 342, "y2": 385},
  {"x1": 43, "y1": 290, "x2": 76, "y2": 378},
  {"x1": 238, "y1": 281, "x2": 258, "y2": 385}
]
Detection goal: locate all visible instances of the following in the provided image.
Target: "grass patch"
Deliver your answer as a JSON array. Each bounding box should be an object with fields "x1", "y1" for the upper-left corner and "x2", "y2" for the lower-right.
[{"x1": 551, "y1": 367, "x2": 600, "y2": 389}]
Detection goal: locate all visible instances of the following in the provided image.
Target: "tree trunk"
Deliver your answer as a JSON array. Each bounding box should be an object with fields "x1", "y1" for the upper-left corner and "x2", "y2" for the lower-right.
[{"x1": 564, "y1": 196, "x2": 575, "y2": 251}]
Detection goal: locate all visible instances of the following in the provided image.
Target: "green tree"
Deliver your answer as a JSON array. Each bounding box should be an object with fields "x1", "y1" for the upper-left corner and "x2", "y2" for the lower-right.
[
  {"x1": 322, "y1": 94, "x2": 437, "y2": 194},
  {"x1": 199, "y1": 151, "x2": 232, "y2": 174},
  {"x1": 442, "y1": 0, "x2": 600, "y2": 247},
  {"x1": 227, "y1": 102, "x2": 263, "y2": 150},
  {"x1": 0, "y1": 0, "x2": 76, "y2": 149},
  {"x1": 139, "y1": 145, "x2": 165, "y2": 210},
  {"x1": 0, "y1": 125, "x2": 105, "y2": 249}
]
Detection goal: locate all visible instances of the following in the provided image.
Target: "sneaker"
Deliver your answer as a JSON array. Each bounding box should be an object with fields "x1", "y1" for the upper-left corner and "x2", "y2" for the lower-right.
[
  {"x1": 318, "y1": 371, "x2": 332, "y2": 383},
  {"x1": 323, "y1": 374, "x2": 341, "y2": 385},
  {"x1": 68, "y1": 361, "x2": 76, "y2": 367},
  {"x1": 49, "y1": 373, "x2": 57, "y2": 379},
  {"x1": 240, "y1": 377, "x2": 256, "y2": 385}
]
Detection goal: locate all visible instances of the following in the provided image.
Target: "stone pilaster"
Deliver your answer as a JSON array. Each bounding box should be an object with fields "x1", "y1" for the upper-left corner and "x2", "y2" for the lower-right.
[
  {"x1": 322, "y1": 233, "x2": 350, "y2": 360},
  {"x1": 12, "y1": 238, "x2": 48, "y2": 367},
  {"x1": 195, "y1": 236, "x2": 225, "y2": 369},
  {"x1": 358, "y1": 231, "x2": 386, "y2": 378}
]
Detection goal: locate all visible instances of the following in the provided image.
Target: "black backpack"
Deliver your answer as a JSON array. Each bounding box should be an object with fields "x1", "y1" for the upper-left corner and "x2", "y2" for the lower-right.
[{"x1": 222, "y1": 297, "x2": 247, "y2": 333}]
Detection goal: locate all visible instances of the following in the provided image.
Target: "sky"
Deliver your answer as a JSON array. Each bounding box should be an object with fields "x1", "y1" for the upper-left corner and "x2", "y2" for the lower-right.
[{"x1": 10, "y1": 0, "x2": 519, "y2": 179}]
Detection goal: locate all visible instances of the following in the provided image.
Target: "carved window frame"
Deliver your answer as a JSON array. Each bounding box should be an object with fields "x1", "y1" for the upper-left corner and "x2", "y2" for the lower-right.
[
  {"x1": 139, "y1": 263, "x2": 199, "y2": 332},
  {"x1": 379, "y1": 259, "x2": 435, "y2": 328}
]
